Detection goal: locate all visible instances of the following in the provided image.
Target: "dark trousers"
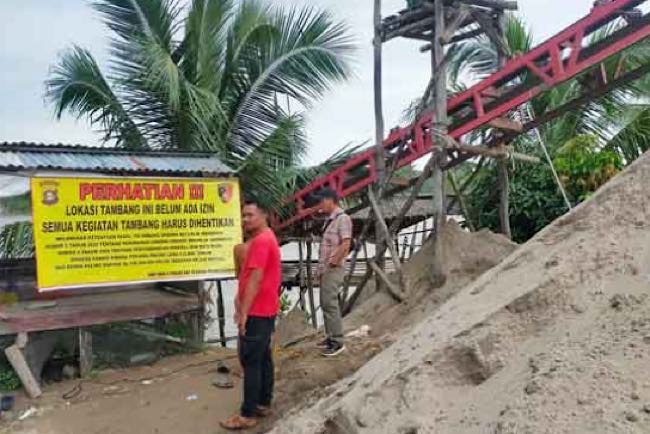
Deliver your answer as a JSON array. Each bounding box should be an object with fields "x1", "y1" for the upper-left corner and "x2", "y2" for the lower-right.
[{"x1": 239, "y1": 316, "x2": 275, "y2": 418}]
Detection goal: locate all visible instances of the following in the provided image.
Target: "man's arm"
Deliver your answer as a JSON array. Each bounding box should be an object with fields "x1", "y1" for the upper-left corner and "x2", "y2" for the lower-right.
[
  {"x1": 328, "y1": 238, "x2": 351, "y2": 267},
  {"x1": 328, "y1": 214, "x2": 353, "y2": 267},
  {"x1": 237, "y1": 268, "x2": 263, "y2": 334},
  {"x1": 233, "y1": 244, "x2": 244, "y2": 319}
]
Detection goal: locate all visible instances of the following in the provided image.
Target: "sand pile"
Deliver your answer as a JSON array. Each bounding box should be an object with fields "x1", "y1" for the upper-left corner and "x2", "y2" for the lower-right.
[
  {"x1": 271, "y1": 150, "x2": 650, "y2": 434},
  {"x1": 347, "y1": 221, "x2": 517, "y2": 337}
]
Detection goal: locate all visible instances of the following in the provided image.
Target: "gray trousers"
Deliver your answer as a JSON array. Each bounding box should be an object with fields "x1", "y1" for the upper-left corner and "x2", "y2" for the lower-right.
[{"x1": 320, "y1": 267, "x2": 345, "y2": 344}]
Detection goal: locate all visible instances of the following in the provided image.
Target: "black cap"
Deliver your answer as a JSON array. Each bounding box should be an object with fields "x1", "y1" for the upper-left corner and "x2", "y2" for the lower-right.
[{"x1": 317, "y1": 187, "x2": 338, "y2": 202}]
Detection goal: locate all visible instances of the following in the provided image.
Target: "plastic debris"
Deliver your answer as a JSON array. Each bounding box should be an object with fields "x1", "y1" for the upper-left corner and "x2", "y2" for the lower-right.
[
  {"x1": 18, "y1": 407, "x2": 37, "y2": 421},
  {"x1": 346, "y1": 324, "x2": 371, "y2": 338}
]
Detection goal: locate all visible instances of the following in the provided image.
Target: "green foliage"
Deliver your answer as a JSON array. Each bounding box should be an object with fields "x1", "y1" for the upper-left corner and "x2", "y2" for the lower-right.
[
  {"x1": 45, "y1": 0, "x2": 354, "y2": 212},
  {"x1": 0, "y1": 222, "x2": 34, "y2": 260},
  {"x1": 450, "y1": 14, "x2": 650, "y2": 242},
  {"x1": 0, "y1": 193, "x2": 31, "y2": 215},
  {"x1": 466, "y1": 161, "x2": 568, "y2": 243},
  {"x1": 0, "y1": 368, "x2": 21, "y2": 392},
  {"x1": 554, "y1": 135, "x2": 622, "y2": 202},
  {"x1": 280, "y1": 292, "x2": 292, "y2": 315},
  {"x1": 162, "y1": 321, "x2": 191, "y2": 340}
]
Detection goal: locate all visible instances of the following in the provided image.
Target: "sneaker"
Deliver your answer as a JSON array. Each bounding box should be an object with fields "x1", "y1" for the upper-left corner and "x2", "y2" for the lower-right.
[
  {"x1": 316, "y1": 338, "x2": 332, "y2": 349},
  {"x1": 321, "y1": 341, "x2": 345, "y2": 357}
]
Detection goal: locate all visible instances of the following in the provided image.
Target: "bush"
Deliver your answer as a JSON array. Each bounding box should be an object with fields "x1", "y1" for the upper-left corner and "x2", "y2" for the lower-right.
[{"x1": 0, "y1": 368, "x2": 21, "y2": 392}]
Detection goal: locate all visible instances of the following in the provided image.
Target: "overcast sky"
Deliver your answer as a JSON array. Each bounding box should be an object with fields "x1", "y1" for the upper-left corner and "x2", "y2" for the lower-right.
[{"x1": 0, "y1": 0, "x2": 600, "y2": 165}]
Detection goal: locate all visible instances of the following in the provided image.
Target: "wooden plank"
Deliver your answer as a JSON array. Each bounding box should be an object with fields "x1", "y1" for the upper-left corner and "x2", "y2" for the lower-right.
[
  {"x1": 368, "y1": 261, "x2": 403, "y2": 303},
  {"x1": 5, "y1": 333, "x2": 42, "y2": 399},
  {"x1": 441, "y1": 6, "x2": 470, "y2": 43},
  {"x1": 458, "y1": 0, "x2": 518, "y2": 10},
  {"x1": 78, "y1": 328, "x2": 93, "y2": 377},
  {"x1": 0, "y1": 289, "x2": 200, "y2": 335},
  {"x1": 488, "y1": 117, "x2": 524, "y2": 132},
  {"x1": 445, "y1": 142, "x2": 540, "y2": 162},
  {"x1": 469, "y1": 7, "x2": 510, "y2": 56}
]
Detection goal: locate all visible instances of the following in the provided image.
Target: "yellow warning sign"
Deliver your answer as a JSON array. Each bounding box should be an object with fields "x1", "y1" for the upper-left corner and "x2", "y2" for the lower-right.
[{"x1": 31, "y1": 177, "x2": 242, "y2": 291}]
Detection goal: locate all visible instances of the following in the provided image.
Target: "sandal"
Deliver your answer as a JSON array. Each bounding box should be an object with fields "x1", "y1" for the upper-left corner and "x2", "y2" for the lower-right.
[
  {"x1": 255, "y1": 405, "x2": 272, "y2": 418},
  {"x1": 219, "y1": 414, "x2": 258, "y2": 430}
]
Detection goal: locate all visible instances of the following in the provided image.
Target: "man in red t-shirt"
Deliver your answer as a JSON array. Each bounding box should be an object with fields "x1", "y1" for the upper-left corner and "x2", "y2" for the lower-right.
[{"x1": 221, "y1": 201, "x2": 281, "y2": 431}]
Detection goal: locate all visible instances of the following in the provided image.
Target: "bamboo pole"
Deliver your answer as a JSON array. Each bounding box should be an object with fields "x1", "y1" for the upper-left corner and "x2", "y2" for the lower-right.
[
  {"x1": 306, "y1": 239, "x2": 317, "y2": 329},
  {"x1": 216, "y1": 280, "x2": 227, "y2": 348},
  {"x1": 447, "y1": 156, "x2": 485, "y2": 213},
  {"x1": 373, "y1": 0, "x2": 387, "y2": 292},
  {"x1": 428, "y1": 0, "x2": 448, "y2": 286},
  {"x1": 368, "y1": 189, "x2": 405, "y2": 291},
  {"x1": 448, "y1": 171, "x2": 476, "y2": 232},
  {"x1": 297, "y1": 239, "x2": 306, "y2": 311},
  {"x1": 368, "y1": 261, "x2": 404, "y2": 302},
  {"x1": 400, "y1": 236, "x2": 408, "y2": 262},
  {"x1": 409, "y1": 221, "x2": 419, "y2": 257},
  {"x1": 496, "y1": 12, "x2": 512, "y2": 239}
]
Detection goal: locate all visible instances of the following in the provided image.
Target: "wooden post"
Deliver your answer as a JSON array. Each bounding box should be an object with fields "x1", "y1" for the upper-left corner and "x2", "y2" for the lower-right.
[
  {"x1": 448, "y1": 171, "x2": 476, "y2": 231},
  {"x1": 298, "y1": 240, "x2": 306, "y2": 312},
  {"x1": 409, "y1": 222, "x2": 419, "y2": 257},
  {"x1": 368, "y1": 189, "x2": 406, "y2": 291},
  {"x1": 373, "y1": 0, "x2": 387, "y2": 292},
  {"x1": 79, "y1": 328, "x2": 93, "y2": 377},
  {"x1": 446, "y1": 157, "x2": 486, "y2": 213},
  {"x1": 5, "y1": 333, "x2": 42, "y2": 398},
  {"x1": 216, "y1": 280, "x2": 227, "y2": 348},
  {"x1": 306, "y1": 238, "x2": 318, "y2": 329},
  {"x1": 368, "y1": 261, "x2": 403, "y2": 302},
  {"x1": 497, "y1": 157, "x2": 511, "y2": 238},
  {"x1": 429, "y1": 0, "x2": 448, "y2": 286},
  {"x1": 496, "y1": 11, "x2": 512, "y2": 239}
]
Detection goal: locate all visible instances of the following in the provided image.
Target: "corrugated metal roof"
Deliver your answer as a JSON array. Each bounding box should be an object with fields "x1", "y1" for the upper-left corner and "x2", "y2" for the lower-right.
[{"x1": 0, "y1": 142, "x2": 234, "y2": 176}]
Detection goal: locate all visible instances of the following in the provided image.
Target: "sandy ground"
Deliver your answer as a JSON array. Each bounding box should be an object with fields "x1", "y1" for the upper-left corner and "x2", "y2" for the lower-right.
[
  {"x1": 0, "y1": 335, "x2": 386, "y2": 434},
  {"x1": 2, "y1": 349, "x2": 241, "y2": 434},
  {"x1": 0, "y1": 208, "x2": 518, "y2": 434},
  {"x1": 7, "y1": 148, "x2": 646, "y2": 434},
  {"x1": 272, "y1": 150, "x2": 650, "y2": 433}
]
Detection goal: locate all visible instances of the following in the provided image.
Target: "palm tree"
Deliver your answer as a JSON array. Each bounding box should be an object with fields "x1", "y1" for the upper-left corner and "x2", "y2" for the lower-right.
[
  {"x1": 45, "y1": 0, "x2": 354, "y2": 212},
  {"x1": 447, "y1": 15, "x2": 650, "y2": 241},
  {"x1": 448, "y1": 15, "x2": 650, "y2": 161}
]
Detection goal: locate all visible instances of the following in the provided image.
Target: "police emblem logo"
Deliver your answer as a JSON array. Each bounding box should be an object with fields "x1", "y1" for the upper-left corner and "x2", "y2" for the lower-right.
[
  {"x1": 41, "y1": 181, "x2": 59, "y2": 206},
  {"x1": 218, "y1": 183, "x2": 233, "y2": 204}
]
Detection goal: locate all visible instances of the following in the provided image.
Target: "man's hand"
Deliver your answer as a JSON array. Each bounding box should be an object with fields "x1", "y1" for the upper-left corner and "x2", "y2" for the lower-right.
[
  {"x1": 233, "y1": 310, "x2": 240, "y2": 326},
  {"x1": 237, "y1": 312, "x2": 248, "y2": 336}
]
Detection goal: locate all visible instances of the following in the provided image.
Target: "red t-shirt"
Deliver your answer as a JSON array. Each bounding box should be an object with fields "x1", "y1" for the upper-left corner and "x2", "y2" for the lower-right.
[{"x1": 238, "y1": 228, "x2": 281, "y2": 317}]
